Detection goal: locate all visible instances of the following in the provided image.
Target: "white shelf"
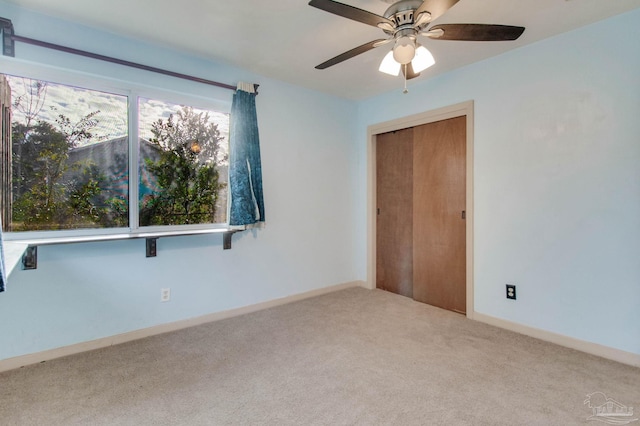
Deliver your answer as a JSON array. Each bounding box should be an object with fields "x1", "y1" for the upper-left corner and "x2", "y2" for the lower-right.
[
  {"x1": 4, "y1": 228, "x2": 239, "y2": 273},
  {"x1": 4, "y1": 241, "x2": 29, "y2": 277},
  {"x1": 10, "y1": 227, "x2": 235, "y2": 246}
]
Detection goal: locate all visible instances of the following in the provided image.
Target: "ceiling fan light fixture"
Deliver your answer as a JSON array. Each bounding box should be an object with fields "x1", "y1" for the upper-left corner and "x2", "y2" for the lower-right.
[
  {"x1": 392, "y1": 36, "x2": 415, "y2": 64},
  {"x1": 310, "y1": 0, "x2": 526, "y2": 86},
  {"x1": 411, "y1": 45, "x2": 435, "y2": 73},
  {"x1": 379, "y1": 50, "x2": 401, "y2": 76}
]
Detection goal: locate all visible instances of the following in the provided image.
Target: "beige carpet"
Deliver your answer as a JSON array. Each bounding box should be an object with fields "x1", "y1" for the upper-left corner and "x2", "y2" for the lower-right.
[{"x1": 1, "y1": 287, "x2": 638, "y2": 425}]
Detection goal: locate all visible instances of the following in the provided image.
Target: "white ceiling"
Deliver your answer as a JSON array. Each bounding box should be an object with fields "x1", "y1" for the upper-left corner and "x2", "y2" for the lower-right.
[{"x1": 4, "y1": 0, "x2": 640, "y2": 100}]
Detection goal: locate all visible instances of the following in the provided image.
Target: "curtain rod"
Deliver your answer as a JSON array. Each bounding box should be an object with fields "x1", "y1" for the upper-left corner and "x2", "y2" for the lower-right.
[{"x1": 0, "y1": 18, "x2": 258, "y2": 94}]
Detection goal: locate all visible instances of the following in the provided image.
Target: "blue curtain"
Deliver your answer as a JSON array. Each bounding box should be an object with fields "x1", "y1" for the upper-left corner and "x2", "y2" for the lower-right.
[
  {"x1": 229, "y1": 83, "x2": 265, "y2": 228},
  {"x1": 0, "y1": 217, "x2": 6, "y2": 292}
]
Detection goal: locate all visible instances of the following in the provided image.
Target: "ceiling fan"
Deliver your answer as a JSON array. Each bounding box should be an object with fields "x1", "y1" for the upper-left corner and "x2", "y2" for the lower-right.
[{"x1": 309, "y1": 0, "x2": 525, "y2": 82}]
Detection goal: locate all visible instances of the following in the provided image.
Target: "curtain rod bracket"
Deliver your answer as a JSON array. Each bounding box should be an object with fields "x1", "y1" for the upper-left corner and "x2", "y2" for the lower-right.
[{"x1": 0, "y1": 17, "x2": 15, "y2": 57}]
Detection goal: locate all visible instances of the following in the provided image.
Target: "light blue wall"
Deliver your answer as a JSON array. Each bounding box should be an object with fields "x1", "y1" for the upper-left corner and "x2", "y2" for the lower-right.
[
  {"x1": 1, "y1": 2, "x2": 638, "y2": 362},
  {"x1": 356, "y1": 9, "x2": 640, "y2": 355},
  {"x1": 0, "y1": 2, "x2": 360, "y2": 360}
]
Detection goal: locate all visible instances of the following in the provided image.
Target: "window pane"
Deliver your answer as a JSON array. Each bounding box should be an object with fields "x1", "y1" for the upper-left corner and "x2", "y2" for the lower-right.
[
  {"x1": 138, "y1": 98, "x2": 229, "y2": 226},
  {"x1": 1, "y1": 74, "x2": 129, "y2": 232}
]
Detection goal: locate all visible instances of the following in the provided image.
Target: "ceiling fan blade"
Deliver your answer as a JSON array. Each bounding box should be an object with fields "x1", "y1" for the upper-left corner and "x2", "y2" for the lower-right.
[
  {"x1": 415, "y1": 0, "x2": 460, "y2": 22},
  {"x1": 309, "y1": 0, "x2": 395, "y2": 28},
  {"x1": 315, "y1": 39, "x2": 386, "y2": 70},
  {"x1": 427, "y1": 24, "x2": 525, "y2": 41},
  {"x1": 402, "y1": 63, "x2": 421, "y2": 80}
]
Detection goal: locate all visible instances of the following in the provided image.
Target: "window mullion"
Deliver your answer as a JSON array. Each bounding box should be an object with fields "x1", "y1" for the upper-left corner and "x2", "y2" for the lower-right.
[{"x1": 128, "y1": 93, "x2": 140, "y2": 232}]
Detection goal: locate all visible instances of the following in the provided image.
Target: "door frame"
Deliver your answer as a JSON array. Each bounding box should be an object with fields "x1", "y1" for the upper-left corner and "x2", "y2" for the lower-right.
[{"x1": 366, "y1": 100, "x2": 475, "y2": 319}]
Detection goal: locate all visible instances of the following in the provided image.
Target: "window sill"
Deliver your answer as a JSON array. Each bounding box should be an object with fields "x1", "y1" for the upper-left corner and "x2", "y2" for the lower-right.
[{"x1": 4, "y1": 228, "x2": 240, "y2": 274}]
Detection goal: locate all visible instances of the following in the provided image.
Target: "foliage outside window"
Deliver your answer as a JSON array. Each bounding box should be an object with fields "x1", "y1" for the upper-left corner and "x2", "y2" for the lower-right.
[{"x1": 0, "y1": 73, "x2": 229, "y2": 235}]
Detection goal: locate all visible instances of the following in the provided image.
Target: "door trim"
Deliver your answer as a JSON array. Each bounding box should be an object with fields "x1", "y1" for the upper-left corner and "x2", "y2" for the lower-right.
[{"x1": 366, "y1": 100, "x2": 475, "y2": 319}]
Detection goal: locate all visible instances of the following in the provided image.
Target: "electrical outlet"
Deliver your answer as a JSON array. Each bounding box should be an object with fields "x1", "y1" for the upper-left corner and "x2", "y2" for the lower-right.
[
  {"x1": 161, "y1": 288, "x2": 171, "y2": 302},
  {"x1": 506, "y1": 284, "x2": 516, "y2": 300}
]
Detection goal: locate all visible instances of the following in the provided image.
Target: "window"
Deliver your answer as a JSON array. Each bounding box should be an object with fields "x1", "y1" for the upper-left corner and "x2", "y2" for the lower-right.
[
  {"x1": 3, "y1": 74, "x2": 129, "y2": 232},
  {"x1": 0, "y1": 72, "x2": 229, "y2": 236},
  {"x1": 138, "y1": 98, "x2": 228, "y2": 227}
]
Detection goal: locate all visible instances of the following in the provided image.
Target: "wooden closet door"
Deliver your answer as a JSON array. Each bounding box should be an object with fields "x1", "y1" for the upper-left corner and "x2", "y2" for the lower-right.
[
  {"x1": 376, "y1": 128, "x2": 414, "y2": 298},
  {"x1": 412, "y1": 116, "x2": 466, "y2": 313}
]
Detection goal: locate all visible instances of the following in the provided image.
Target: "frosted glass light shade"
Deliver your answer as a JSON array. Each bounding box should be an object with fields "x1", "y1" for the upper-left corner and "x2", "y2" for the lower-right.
[
  {"x1": 411, "y1": 45, "x2": 435, "y2": 73},
  {"x1": 392, "y1": 36, "x2": 415, "y2": 64},
  {"x1": 379, "y1": 50, "x2": 401, "y2": 76}
]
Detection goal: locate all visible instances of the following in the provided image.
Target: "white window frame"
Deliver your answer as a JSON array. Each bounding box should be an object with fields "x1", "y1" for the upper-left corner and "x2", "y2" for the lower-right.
[{"x1": 1, "y1": 58, "x2": 232, "y2": 244}]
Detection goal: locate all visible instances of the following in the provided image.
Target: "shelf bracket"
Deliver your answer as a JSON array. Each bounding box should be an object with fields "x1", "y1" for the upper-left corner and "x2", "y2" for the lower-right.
[
  {"x1": 223, "y1": 231, "x2": 234, "y2": 250},
  {"x1": 22, "y1": 246, "x2": 37, "y2": 270},
  {"x1": 146, "y1": 238, "x2": 158, "y2": 257}
]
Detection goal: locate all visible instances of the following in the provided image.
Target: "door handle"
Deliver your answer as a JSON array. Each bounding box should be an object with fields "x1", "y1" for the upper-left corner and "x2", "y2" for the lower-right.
[{"x1": 462, "y1": 210, "x2": 466, "y2": 220}]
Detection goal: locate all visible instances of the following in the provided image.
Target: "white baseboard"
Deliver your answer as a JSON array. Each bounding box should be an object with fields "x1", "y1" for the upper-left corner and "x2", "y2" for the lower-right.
[
  {"x1": 0, "y1": 280, "x2": 363, "y2": 373},
  {"x1": 473, "y1": 312, "x2": 640, "y2": 368}
]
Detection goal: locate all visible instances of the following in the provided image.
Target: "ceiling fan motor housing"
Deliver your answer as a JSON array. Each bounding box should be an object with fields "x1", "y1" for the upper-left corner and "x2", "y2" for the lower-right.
[{"x1": 382, "y1": 0, "x2": 429, "y2": 36}]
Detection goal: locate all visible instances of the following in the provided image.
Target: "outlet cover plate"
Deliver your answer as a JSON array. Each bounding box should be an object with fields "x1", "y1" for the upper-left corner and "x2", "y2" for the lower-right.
[
  {"x1": 506, "y1": 284, "x2": 516, "y2": 300},
  {"x1": 161, "y1": 288, "x2": 171, "y2": 302}
]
